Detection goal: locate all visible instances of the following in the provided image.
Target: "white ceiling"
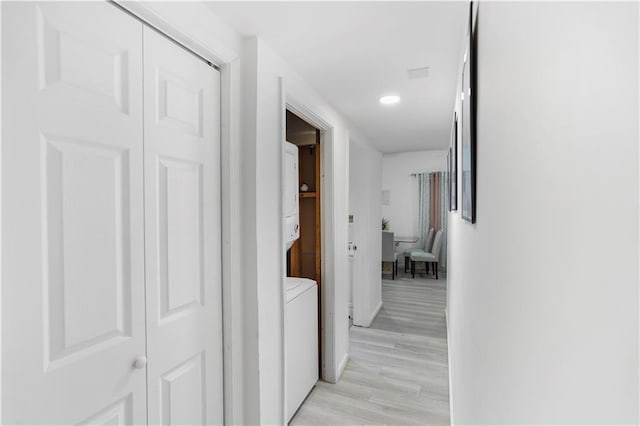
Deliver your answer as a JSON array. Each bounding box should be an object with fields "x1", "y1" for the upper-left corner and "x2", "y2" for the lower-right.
[{"x1": 206, "y1": 1, "x2": 469, "y2": 153}]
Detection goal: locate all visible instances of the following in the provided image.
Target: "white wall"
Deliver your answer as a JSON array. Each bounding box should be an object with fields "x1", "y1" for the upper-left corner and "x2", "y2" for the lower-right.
[
  {"x1": 382, "y1": 150, "x2": 447, "y2": 260},
  {"x1": 447, "y1": 2, "x2": 639, "y2": 424},
  {"x1": 349, "y1": 139, "x2": 383, "y2": 327},
  {"x1": 242, "y1": 37, "x2": 377, "y2": 424}
]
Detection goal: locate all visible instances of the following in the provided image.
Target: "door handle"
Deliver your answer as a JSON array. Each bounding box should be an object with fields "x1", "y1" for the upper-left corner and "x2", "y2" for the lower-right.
[{"x1": 133, "y1": 356, "x2": 147, "y2": 369}]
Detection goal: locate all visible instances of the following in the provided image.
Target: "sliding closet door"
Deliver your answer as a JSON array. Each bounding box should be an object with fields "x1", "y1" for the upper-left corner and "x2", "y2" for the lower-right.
[
  {"x1": 142, "y1": 28, "x2": 223, "y2": 425},
  {"x1": 1, "y1": 2, "x2": 147, "y2": 424}
]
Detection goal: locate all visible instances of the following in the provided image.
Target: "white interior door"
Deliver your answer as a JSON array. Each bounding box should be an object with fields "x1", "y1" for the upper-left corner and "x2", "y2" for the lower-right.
[
  {"x1": 2, "y1": 2, "x2": 147, "y2": 424},
  {"x1": 349, "y1": 143, "x2": 369, "y2": 326},
  {"x1": 142, "y1": 27, "x2": 224, "y2": 425}
]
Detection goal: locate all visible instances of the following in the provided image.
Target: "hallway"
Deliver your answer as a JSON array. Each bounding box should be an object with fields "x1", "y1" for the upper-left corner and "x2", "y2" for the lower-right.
[{"x1": 291, "y1": 274, "x2": 450, "y2": 425}]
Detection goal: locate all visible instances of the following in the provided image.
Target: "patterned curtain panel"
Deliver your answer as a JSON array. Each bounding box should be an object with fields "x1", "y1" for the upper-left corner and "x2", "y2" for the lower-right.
[
  {"x1": 437, "y1": 171, "x2": 448, "y2": 271},
  {"x1": 417, "y1": 171, "x2": 448, "y2": 271},
  {"x1": 417, "y1": 173, "x2": 430, "y2": 248}
]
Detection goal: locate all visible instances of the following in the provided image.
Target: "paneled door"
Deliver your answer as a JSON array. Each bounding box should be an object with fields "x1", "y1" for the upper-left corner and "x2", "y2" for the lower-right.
[
  {"x1": 142, "y1": 28, "x2": 224, "y2": 425},
  {"x1": 2, "y1": 2, "x2": 147, "y2": 424}
]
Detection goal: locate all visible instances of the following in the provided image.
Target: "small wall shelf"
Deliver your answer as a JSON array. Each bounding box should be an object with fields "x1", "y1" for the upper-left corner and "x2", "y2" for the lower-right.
[{"x1": 300, "y1": 192, "x2": 317, "y2": 198}]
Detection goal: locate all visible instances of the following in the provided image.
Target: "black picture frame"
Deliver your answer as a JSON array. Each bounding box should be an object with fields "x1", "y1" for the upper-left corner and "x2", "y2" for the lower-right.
[
  {"x1": 461, "y1": 2, "x2": 477, "y2": 223},
  {"x1": 451, "y1": 112, "x2": 458, "y2": 211},
  {"x1": 447, "y1": 149, "x2": 452, "y2": 211}
]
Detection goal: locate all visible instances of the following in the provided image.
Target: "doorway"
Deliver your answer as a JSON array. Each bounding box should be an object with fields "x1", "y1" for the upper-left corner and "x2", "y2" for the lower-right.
[{"x1": 285, "y1": 110, "x2": 322, "y2": 374}]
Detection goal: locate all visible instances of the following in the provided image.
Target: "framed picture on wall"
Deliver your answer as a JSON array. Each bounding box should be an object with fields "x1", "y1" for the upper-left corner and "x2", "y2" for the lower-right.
[
  {"x1": 451, "y1": 112, "x2": 458, "y2": 211},
  {"x1": 461, "y1": 1, "x2": 477, "y2": 223},
  {"x1": 447, "y1": 149, "x2": 452, "y2": 211}
]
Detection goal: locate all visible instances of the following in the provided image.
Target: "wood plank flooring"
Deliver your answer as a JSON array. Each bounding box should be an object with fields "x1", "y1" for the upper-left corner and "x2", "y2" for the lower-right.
[{"x1": 290, "y1": 272, "x2": 450, "y2": 425}]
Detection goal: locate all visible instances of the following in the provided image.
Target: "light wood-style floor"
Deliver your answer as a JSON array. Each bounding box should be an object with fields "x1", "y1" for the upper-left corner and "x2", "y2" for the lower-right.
[{"x1": 290, "y1": 271, "x2": 450, "y2": 425}]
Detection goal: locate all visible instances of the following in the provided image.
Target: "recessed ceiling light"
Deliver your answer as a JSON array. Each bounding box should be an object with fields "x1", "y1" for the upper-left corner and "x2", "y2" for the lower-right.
[{"x1": 379, "y1": 95, "x2": 400, "y2": 105}]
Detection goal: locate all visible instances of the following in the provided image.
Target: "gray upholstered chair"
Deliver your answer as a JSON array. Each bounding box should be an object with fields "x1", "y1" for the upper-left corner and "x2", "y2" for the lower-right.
[
  {"x1": 404, "y1": 228, "x2": 434, "y2": 273},
  {"x1": 411, "y1": 230, "x2": 443, "y2": 279},
  {"x1": 381, "y1": 231, "x2": 398, "y2": 279}
]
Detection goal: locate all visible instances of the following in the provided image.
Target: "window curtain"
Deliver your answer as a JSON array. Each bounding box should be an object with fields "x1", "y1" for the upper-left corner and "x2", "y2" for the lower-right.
[
  {"x1": 433, "y1": 172, "x2": 448, "y2": 271},
  {"x1": 417, "y1": 173, "x2": 430, "y2": 248},
  {"x1": 417, "y1": 171, "x2": 448, "y2": 271}
]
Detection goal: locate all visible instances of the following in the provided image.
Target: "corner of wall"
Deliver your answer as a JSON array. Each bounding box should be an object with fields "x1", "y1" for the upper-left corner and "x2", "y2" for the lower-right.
[{"x1": 238, "y1": 34, "x2": 262, "y2": 425}]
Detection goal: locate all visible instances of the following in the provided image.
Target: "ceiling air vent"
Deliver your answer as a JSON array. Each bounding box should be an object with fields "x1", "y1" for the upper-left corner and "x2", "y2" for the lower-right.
[{"x1": 407, "y1": 66, "x2": 430, "y2": 79}]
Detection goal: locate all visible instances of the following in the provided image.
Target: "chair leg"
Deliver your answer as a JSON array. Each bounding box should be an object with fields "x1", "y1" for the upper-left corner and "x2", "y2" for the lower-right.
[
  {"x1": 395, "y1": 259, "x2": 398, "y2": 277},
  {"x1": 392, "y1": 261, "x2": 395, "y2": 280},
  {"x1": 411, "y1": 260, "x2": 415, "y2": 278},
  {"x1": 404, "y1": 256, "x2": 409, "y2": 273},
  {"x1": 435, "y1": 263, "x2": 438, "y2": 280}
]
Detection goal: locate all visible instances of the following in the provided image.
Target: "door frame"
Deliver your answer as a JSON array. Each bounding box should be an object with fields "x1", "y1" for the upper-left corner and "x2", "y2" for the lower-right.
[
  {"x1": 1, "y1": 3, "x2": 4, "y2": 421},
  {"x1": 283, "y1": 90, "x2": 340, "y2": 389}
]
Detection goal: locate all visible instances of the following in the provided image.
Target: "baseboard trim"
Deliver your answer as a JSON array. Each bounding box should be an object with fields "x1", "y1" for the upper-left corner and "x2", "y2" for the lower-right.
[
  {"x1": 366, "y1": 300, "x2": 383, "y2": 327},
  {"x1": 337, "y1": 352, "x2": 349, "y2": 381},
  {"x1": 445, "y1": 308, "x2": 454, "y2": 425}
]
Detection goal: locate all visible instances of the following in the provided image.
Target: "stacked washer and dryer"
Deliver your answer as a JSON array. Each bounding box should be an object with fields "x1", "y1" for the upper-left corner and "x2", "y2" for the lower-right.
[{"x1": 284, "y1": 142, "x2": 319, "y2": 422}]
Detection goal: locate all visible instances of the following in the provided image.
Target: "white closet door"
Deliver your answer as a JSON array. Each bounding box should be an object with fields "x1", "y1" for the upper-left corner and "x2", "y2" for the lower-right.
[
  {"x1": 1, "y1": 2, "x2": 146, "y2": 424},
  {"x1": 142, "y1": 28, "x2": 223, "y2": 425}
]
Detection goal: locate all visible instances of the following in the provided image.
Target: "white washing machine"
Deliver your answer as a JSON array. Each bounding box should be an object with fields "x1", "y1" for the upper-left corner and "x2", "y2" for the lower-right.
[{"x1": 285, "y1": 277, "x2": 318, "y2": 422}]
